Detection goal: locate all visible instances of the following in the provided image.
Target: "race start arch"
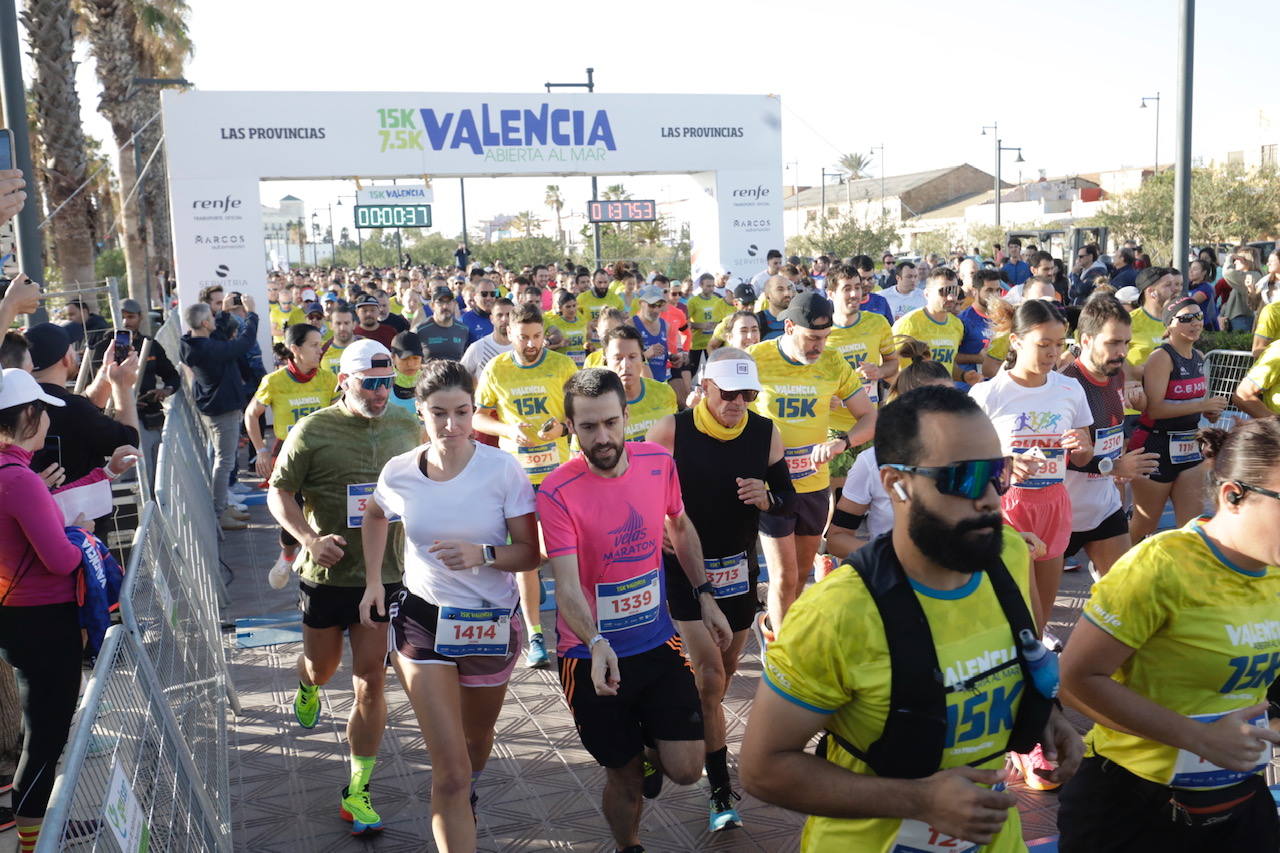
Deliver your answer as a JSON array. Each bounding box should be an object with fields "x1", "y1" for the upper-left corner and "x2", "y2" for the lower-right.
[{"x1": 161, "y1": 89, "x2": 783, "y2": 321}]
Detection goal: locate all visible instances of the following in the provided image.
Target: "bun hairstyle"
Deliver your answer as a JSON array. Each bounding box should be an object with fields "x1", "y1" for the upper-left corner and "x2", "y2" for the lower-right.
[
  {"x1": 891, "y1": 336, "x2": 950, "y2": 396},
  {"x1": 1198, "y1": 418, "x2": 1280, "y2": 508},
  {"x1": 272, "y1": 323, "x2": 319, "y2": 363}
]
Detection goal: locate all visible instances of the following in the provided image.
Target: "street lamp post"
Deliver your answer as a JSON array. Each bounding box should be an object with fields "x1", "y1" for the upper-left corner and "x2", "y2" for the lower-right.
[
  {"x1": 870, "y1": 143, "x2": 886, "y2": 220},
  {"x1": 1140, "y1": 92, "x2": 1161, "y2": 175},
  {"x1": 981, "y1": 123, "x2": 1023, "y2": 229},
  {"x1": 820, "y1": 168, "x2": 843, "y2": 248},
  {"x1": 1172, "y1": 1, "x2": 1195, "y2": 272},
  {"x1": 546, "y1": 68, "x2": 598, "y2": 267},
  {"x1": 311, "y1": 213, "x2": 320, "y2": 267},
  {"x1": 336, "y1": 193, "x2": 362, "y2": 266}
]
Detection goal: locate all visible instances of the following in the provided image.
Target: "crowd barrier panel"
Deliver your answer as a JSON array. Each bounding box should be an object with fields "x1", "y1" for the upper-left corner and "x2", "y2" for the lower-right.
[
  {"x1": 1203, "y1": 349, "x2": 1255, "y2": 430},
  {"x1": 35, "y1": 625, "x2": 231, "y2": 853},
  {"x1": 119, "y1": 503, "x2": 234, "y2": 827}
]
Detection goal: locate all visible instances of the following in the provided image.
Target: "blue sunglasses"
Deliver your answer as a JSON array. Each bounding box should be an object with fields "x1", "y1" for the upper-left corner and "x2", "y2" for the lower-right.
[
  {"x1": 884, "y1": 457, "x2": 1011, "y2": 500},
  {"x1": 357, "y1": 375, "x2": 393, "y2": 391}
]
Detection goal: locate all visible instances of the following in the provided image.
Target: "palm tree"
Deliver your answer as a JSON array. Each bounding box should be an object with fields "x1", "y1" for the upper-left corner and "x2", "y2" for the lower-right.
[
  {"x1": 21, "y1": 0, "x2": 96, "y2": 285},
  {"x1": 544, "y1": 185, "x2": 564, "y2": 249},
  {"x1": 602, "y1": 183, "x2": 630, "y2": 201},
  {"x1": 838, "y1": 152, "x2": 873, "y2": 179},
  {"x1": 509, "y1": 211, "x2": 540, "y2": 238},
  {"x1": 78, "y1": 0, "x2": 192, "y2": 306}
]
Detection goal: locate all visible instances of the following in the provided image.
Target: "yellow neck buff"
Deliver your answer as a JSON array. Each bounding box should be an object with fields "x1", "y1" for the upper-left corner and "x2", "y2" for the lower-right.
[{"x1": 693, "y1": 397, "x2": 747, "y2": 441}]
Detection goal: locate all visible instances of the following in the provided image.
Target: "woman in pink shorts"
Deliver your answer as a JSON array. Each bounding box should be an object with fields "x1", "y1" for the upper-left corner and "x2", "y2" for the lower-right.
[
  {"x1": 970, "y1": 298, "x2": 1095, "y2": 789},
  {"x1": 360, "y1": 359, "x2": 540, "y2": 851},
  {"x1": 970, "y1": 299, "x2": 1095, "y2": 630}
]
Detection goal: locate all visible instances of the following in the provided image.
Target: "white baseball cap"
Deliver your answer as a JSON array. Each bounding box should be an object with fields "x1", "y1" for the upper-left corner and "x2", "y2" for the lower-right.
[
  {"x1": 703, "y1": 356, "x2": 762, "y2": 392},
  {"x1": 0, "y1": 367, "x2": 66, "y2": 409},
  {"x1": 338, "y1": 339, "x2": 394, "y2": 375}
]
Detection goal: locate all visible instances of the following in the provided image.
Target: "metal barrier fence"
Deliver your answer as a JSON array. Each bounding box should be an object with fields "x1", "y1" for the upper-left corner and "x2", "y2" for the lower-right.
[
  {"x1": 36, "y1": 625, "x2": 230, "y2": 853},
  {"x1": 38, "y1": 322, "x2": 237, "y2": 850},
  {"x1": 1204, "y1": 349, "x2": 1256, "y2": 430}
]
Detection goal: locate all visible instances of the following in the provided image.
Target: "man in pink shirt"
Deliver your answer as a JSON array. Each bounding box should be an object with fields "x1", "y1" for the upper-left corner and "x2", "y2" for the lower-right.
[{"x1": 537, "y1": 368, "x2": 730, "y2": 853}]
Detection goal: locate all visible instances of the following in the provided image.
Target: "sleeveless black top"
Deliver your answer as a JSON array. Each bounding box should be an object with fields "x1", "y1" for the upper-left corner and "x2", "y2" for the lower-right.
[{"x1": 668, "y1": 408, "x2": 774, "y2": 570}]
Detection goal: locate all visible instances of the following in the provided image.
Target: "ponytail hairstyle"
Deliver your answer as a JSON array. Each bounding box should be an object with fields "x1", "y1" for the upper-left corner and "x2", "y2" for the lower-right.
[
  {"x1": 1198, "y1": 419, "x2": 1280, "y2": 509},
  {"x1": 272, "y1": 322, "x2": 319, "y2": 364}
]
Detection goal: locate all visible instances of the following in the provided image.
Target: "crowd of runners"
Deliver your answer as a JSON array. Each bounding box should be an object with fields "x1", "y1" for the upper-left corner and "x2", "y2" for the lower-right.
[{"x1": 5, "y1": 199, "x2": 1280, "y2": 851}]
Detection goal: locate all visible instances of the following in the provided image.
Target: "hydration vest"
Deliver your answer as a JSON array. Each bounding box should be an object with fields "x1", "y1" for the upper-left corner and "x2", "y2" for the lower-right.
[{"x1": 819, "y1": 533, "x2": 1053, "y2": 779}]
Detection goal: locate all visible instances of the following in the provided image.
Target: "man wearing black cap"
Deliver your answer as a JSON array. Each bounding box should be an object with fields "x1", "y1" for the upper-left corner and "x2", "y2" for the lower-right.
[
  {"x1": 353, "y1": 295, "x2": 398, "y2": 349},
  {"x1": 414, "y1": 286, "x2": 471, "y2": 361},
  {"x1": 747, "y1": 291, "x2": 877, "y2": 644},
  {"x1": 26, "y1": 322, "x2": 140, "y2": 486},
  {"x1": 387, "y1": 331, "x2": 425, "y2": 418}
]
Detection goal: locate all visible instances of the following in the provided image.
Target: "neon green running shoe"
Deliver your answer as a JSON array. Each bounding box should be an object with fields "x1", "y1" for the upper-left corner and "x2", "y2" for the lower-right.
[
  {"x1": 339, "y1": 785, "x2": 383, "y2": 834},
  {"x1": 293, "y1": 683, "x2": 319, "y2": 729}
]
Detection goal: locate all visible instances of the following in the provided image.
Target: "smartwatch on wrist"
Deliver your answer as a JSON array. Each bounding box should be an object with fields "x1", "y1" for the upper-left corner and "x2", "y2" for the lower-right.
[
  {"x1": 694, "y1": 581, "x2": 715, "y2": 600},
  {"x1": 481, "y1": 544, "x2": 498, "y2": 566},
  {"x1": 1097, "y1": 456, "x2": 1114, "y2": 475},
  {"x1": 588, "y1": 633, "x2": 608, "y2": 649}
]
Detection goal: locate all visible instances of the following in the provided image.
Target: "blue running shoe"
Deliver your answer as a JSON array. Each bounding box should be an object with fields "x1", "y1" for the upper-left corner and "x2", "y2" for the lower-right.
[
  {"x1": 708, "y1": 786, "x2": 743, "y2": 832},
  {"x1": 526, "y1": 632, "x2": 550, "y2": 669}
]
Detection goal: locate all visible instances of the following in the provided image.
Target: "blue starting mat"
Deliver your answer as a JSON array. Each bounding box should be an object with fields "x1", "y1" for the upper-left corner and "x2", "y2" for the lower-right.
[{"x1": 235, "y1": 610, "x2": 303, "y2": 648}]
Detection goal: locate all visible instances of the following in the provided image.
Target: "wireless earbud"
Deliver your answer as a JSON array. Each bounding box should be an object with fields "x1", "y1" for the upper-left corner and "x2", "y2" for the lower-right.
[
  {"x1": 892, "y1": 482, "x2": 909, "y2": 502},
  {"x1": 1226, "y1": 487, "x2": 1244, "y2": 505}
]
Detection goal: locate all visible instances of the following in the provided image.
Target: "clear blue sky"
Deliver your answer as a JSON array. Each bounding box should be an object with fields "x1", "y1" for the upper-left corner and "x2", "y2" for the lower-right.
[{"x1": 25, "y1": 0, "x2": 1280, "y2": 240}]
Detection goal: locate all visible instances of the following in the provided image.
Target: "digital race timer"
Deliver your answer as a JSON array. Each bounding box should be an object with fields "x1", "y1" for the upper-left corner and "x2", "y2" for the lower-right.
[
  {"x1": 354, "y1": 204, "x2": 432, "y2": 229},
  {"x1": 587, "y1": 200, "x2": 657, "y2": 223}
]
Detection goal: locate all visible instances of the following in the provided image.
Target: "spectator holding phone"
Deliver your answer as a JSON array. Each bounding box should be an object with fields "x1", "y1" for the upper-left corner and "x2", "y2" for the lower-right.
[
  {"x1": 180, "y1": 297, "x2": 259, "y2": 530},
  {"x1": 24, "y1": 323, "x2": 139, "y2": 487},
  {"x1": 0, "y1": 367, "x2": 137, "y2": 849}
]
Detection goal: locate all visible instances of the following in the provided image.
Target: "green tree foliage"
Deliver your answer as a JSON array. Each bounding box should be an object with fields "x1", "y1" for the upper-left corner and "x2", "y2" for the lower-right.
[
  {"x1": 838, "y1": 152, "x2": 872, "y2": 179},
  {"x1": 94, "y1": 246, "x2": 126, "y2": 279},
  {"x1": 912, "y1": 226, "x2": 960, "y2": 258},
  {"x1": 792, "y1": 214, "x2": 900, "y2": 261},
  {"x1": 1089, "y1": 165, "x2": 1280, "y2": 264}
]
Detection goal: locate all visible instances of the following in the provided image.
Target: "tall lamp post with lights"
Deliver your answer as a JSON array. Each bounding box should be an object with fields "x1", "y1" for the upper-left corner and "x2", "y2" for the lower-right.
[
  {"x1": 1140, "y1": 92, "x2": 1161, "y2": 175},
  {"x1": 981, "y1": 123, "x2": 1024, "y2": 229}
]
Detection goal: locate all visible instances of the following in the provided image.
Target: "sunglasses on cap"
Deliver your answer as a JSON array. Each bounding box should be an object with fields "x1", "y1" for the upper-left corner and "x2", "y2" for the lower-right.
[{"x1": 884, "y1": 457, "x2": 1011, "y2": 500}]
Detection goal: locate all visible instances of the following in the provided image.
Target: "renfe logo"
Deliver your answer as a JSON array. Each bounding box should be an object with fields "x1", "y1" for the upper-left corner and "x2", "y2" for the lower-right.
[
  {"x1": 419, "y1": 104, "x2": 616, "y2": 155},
  {"x1": 733, "y1": 185, "x2": 770, "y2": 200},
  {"x1": 192, "y1": 195, "x2": 241, "y2": 211}
]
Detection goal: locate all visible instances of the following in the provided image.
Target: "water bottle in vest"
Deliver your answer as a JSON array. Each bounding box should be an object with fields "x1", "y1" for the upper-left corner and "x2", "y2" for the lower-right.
[{"x1": 1018, "y1": 628, "x2": 1059, "y2": 699}]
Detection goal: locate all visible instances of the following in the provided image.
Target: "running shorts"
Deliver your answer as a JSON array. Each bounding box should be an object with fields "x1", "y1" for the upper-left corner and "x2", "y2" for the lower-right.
[
  {"x1": 758, "y1": 489, "x2": 829, "y2": 538},
  {"x1": 1066, "y1": 507, "x2": 1129, "y2": 557},
  {"x1": 1128, "y1": 425, "x2": 1203, "y2": 484},
  {"x1": 559, "y1": 637, "x2": 703, "y2": 769},
  {"x1": 298, "y1": 580, "x2": 401, "y2": 630},
  {"x1": 1001, "y1": 482, "x2": 1072, "y2": 560},
  {"x1": 389, "y1": 589, "x2": 522, "y2": 688},
  {"x1": 664, "y1": 551, "x2": 759, "y2": 632}
]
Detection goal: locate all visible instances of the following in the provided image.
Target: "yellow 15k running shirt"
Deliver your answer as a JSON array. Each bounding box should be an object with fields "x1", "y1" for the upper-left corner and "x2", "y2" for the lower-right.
[
  {"x1": 687, "y1": 292, "x2": 734, "y2": 351},
  {"x1": 764, "y1": 525, "x2": 1031, "y2": 852},
  {"x1": 255, "y1": 368, "x2": 339, "y2": 439},
  {"x1": 893, "y1": 307, "x2": 964, "y2": 377},
  {"x1": 1242, "y1": 340, "x2": 1280, "y2": 415},
  {"x1": 1254, "y1": 301, "x2": 1280, "y2": 345},
  {"x1": 545, "y1": 312, "x2": 590, "y2": 366},
  {"x1": 475, "y1": 349, "x2": 579, "y2": 485},
  {"x1": 578, "y1": 289, "x2": 625, "y2": 334},
  {"x1": 269, "y1": 303, "x2": 306, "y2": 343},
  {"x1": 828, "y1": 312, "x2": 894, "y2": 431},
  {"x1": 1082, "y1": 519, "x2": 1280, "y2": 789},
  {"x1": 320, "y1": 340, "x2": 349, "y2": 376},
  {"x1": 624, "y1": 378, "x2": 677, "y2": 442},
  {"x1": 1125, "y1": 307, "x2": 1167, "y2": 415},
  {"x1": 748, "y1": 339, "x2": 862, "y2": 494}
]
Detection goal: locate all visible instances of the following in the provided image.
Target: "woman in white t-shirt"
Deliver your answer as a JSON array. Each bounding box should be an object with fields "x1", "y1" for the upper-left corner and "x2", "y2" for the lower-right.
[
  {"x1": 969, "y1": 299, "x2": 1093, "y2": 788},
  {"x1": 359, "y1": 359, "x2": 538, "y2": 850}
]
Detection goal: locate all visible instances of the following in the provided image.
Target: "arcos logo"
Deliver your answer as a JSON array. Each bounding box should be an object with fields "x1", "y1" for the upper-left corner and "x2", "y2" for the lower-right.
[{"x1": 732, "y1": 185, "x2": 770, "y2": 200}]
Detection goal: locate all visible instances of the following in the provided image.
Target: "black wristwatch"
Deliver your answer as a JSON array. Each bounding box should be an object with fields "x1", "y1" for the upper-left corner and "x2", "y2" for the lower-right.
[{"x1": 693, "y1": 581, "x2": 715, "y2": 601}]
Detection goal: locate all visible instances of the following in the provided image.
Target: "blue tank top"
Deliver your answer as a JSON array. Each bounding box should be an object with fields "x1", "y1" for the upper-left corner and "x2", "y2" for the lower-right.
[{"x1": 633, "y1": 316, "x2": 669, "y2": 381}]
